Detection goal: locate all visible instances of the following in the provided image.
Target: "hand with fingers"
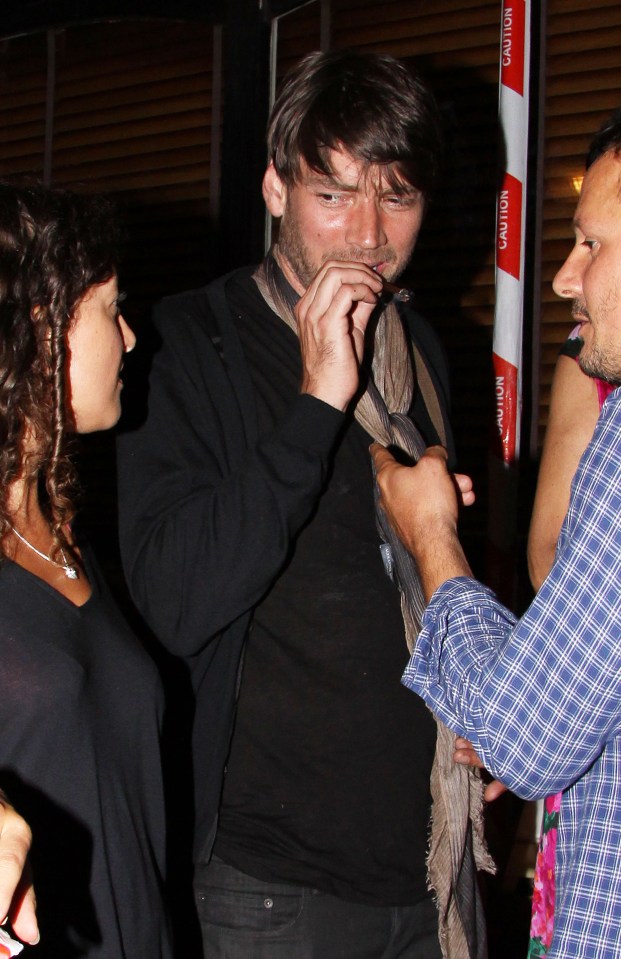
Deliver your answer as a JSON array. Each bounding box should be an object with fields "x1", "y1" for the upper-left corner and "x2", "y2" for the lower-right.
[
  {"x1": 453, "y1": 737, "x2": 508, "y2": 803},
  {"x1": 371, "y1": 443, "x2": 474, "y2": 548},
  {"x1": 296, "y1": 260, "x2": 384, "y2": 411},
  {"x1": 370, "y1": 443, "x2": 475, "y2": 599},
  {"x1": 0, "y1": 794, "x2": 38, "y2": 951}
]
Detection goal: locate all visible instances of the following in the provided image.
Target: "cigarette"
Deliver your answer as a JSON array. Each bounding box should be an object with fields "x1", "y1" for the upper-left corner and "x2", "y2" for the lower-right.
[{"x1": 380, "y1": 281, "x2": 414, "y2": 304}]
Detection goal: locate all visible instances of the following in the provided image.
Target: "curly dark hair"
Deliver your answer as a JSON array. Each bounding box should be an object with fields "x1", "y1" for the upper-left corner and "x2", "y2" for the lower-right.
[{"x1": 0, "y1": 182, "x2": 120, "y2": 562}]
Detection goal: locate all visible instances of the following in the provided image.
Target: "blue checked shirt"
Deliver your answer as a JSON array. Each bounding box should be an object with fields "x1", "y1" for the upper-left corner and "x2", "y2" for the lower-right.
[{"x1": 403, "y1": 388, "x2": 621, "y2": 959}]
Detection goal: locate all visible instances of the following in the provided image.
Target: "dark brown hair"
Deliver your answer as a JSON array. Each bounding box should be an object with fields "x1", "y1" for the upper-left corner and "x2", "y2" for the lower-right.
[
  {"x1": 0, "y1": 182, "x2": 120, "y2": 560},
  {"x1": 267, "y1": 50, "x2": 443, "y2": 198},
  {"x1": 586, "y1": 108, "x2": 621, "y2": 169}
]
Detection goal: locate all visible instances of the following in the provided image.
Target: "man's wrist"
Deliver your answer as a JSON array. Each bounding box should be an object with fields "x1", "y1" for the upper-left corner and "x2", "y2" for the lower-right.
[
  {"x1": 402, "y1": 515, "x2": 457, "y2": 559},
  {"x1": 411, "y1": 525, "x2": 472, "y2": 601},
  {"x1": 300, "y1": 378, "x2": 353, "y2": 413}
]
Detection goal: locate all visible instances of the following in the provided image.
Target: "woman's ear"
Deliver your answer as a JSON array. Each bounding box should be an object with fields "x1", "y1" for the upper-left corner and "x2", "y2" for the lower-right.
[{"x1": 262, "y1": 162, "x2": 287, "y2": 218}]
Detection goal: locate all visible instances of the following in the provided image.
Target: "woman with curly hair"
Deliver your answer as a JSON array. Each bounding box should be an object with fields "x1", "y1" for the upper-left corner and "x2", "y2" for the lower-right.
[{"x1": 0, "y1": 182, "x2": 173, "y2": 959}]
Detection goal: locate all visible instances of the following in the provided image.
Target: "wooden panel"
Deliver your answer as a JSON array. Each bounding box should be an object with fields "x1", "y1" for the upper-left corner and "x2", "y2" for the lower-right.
[
  {"x1": 0, "y1": 18, "x2": 216, "y2": 308},
  {"x1": 0, "y1": 32, "x2": 47, "y2": 177},
  {"x1": 274, "y1": 1, "x2": 322, "y2": 76}
]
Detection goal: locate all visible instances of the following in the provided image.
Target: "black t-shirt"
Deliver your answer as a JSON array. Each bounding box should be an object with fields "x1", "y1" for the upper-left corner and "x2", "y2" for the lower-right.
[
  {"x1": 0, "y1": 541, "x2": 171, "y2": 958},
  {"x1": 214, "y1": 274, "x2": 439, "y2": 905}
]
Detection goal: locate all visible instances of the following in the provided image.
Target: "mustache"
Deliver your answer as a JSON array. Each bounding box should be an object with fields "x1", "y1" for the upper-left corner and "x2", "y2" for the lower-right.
[
  {"x1": 571, "y1": 301, "x2": 591, "y2": 322},
  {"x1": 324, "y1": 248, "x2": 397, "y2": 265}
]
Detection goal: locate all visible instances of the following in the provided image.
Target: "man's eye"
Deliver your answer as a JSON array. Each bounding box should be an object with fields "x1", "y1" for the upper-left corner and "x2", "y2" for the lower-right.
[{"x1": 385, "y1": 195, "x2": 416, "y2": 208}]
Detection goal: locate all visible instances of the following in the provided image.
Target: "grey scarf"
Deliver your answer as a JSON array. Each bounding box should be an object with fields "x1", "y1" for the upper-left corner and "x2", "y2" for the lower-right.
[{"x1": 254, "y1": 247, "x2": 495, "y2": 958}]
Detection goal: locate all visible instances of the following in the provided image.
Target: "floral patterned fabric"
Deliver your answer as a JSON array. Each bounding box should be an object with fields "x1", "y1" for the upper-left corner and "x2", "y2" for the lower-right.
[
  {"x1": 528, "y1": 792, "x2": 562, "y2": 956},
  {"x1": 527, "y1": 332, "x2": 612, "y2": 957}
]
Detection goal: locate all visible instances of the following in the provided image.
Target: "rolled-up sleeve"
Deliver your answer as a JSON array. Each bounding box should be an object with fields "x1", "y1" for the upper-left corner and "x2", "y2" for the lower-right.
[{"x1": 402, "y1": 392, "x2": 621, "y2": 802}]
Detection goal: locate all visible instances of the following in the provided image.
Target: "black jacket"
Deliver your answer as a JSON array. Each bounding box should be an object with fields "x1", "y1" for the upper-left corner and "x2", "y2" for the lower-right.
[{"x1": 116, "y1": 266, "x2": 453, "y2": 859}]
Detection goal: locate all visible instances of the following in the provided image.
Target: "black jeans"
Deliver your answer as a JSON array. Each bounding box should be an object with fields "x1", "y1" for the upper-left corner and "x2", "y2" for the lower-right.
[{"x1": 195, "y1": 857, "x2": 442, "y2": 959}]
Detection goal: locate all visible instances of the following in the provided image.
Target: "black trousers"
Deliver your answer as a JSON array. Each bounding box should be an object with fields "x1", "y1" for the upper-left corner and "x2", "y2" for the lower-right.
[{"x1": 195, "y1": 857, "x2": 442, "y2": 959}]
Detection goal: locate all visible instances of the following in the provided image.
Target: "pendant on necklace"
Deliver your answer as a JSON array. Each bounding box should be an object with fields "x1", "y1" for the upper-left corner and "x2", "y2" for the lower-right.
[{"x1": 10, "y1": 525, "x2": 80, "y2": 580}]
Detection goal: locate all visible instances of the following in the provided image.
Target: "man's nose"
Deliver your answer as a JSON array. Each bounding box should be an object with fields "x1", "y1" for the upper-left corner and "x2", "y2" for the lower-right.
[
  {"x1": 345, "y1": 200, "x2": 387, "y2": 249},
  {"x1": 552, "y1": 247, "x2": 582, "y2": 300}
]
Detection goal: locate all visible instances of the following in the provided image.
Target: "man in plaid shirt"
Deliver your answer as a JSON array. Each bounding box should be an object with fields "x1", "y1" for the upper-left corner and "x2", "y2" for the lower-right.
[{"x1": 372, "y1": 109, "x2": 621, "y2": 959}]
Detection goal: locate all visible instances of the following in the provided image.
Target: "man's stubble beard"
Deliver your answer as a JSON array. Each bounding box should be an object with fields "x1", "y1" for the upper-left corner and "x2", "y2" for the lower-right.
[
  {"x1": 276, "y1": 216, "x2": 411, "y2": 292},
  {"x1": 276, "y1": 216, "x2": 317, "y2": 290},
  {"x1": 575, "y1": 298, "x2": 621, "y2": 387},
  {"x1": 578, "y1": 342, "x2": 621, "y2": 386}
]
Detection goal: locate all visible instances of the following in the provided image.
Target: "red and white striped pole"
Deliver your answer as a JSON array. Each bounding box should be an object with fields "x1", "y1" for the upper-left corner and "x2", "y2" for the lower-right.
[
  {"x1": 488, "y1": 0, "x2": 531, "y2": 599},
  {"x1": 494, "y1": 0, "x2": 530, "y2": 463}
]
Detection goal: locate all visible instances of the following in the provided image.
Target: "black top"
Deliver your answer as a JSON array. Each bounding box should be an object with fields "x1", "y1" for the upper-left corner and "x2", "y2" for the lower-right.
[
  {"x1": 116, "y1": 267, "x2": 454, "y2": 872},
  {"x1": 214, "y1": 273, "x2": 438, "y2": 904},
  {"x1": 0, "y1": 540, "x2": 172, "y2": 958}
]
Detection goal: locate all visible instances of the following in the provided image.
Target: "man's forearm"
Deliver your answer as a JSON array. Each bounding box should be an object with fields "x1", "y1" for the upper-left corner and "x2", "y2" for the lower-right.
[{"x1": 408, "y1": 523, "x2": 473, "y2": 601}]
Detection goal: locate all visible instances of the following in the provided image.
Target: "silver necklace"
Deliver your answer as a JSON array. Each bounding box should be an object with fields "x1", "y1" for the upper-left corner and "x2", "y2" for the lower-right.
[{"x1": 10, "y1": 526, "x2": 79, "y2": 579}]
